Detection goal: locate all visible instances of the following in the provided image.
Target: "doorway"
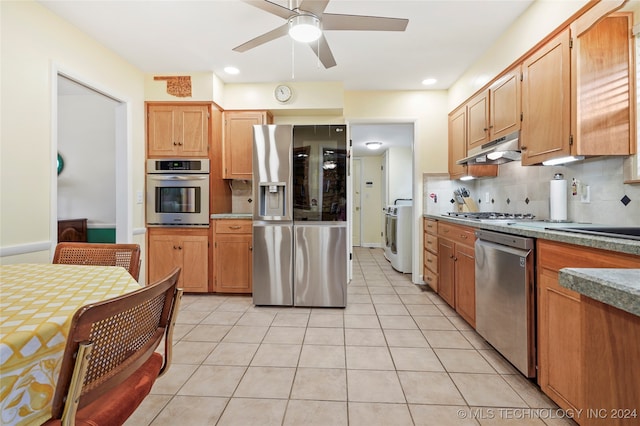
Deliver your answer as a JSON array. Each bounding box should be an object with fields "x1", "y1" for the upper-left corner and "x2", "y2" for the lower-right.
[{"x1": 53, "y1": 71, "x2": 132, "y2": 251}]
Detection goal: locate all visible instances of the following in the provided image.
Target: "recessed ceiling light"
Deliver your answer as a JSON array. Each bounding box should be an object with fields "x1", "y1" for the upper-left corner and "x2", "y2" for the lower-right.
[
  {"x1": 224, "y1": 66, "x2": 240, "y2": 75},
  {"x1": 365, "y1": 141, "x2": 383, "y2": 150},
  {"x1": 422, "y1": 78, "x2": 437, "y2": 86}
]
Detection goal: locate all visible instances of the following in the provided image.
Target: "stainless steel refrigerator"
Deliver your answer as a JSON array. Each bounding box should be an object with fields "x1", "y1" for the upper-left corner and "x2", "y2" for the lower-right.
[{"x1": 252, "y1": 124, "x2": 348, "y2": 307}]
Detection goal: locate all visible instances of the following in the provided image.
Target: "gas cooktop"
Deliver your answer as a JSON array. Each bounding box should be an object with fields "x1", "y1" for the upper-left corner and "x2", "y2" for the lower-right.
[{"x1": 444, "y1": 212, "x2": 536, "y2": 222}]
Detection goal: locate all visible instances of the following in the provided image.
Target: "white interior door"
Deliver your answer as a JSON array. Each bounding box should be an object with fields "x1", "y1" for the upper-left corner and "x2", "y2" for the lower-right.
[{"x1": 352, "y1": 158, "x2": 362, "y2": 246}]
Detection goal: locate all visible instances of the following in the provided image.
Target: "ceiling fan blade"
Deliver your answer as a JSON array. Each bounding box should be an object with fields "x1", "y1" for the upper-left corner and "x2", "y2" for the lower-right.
[
  {"x1": 232, "y1": 23, "x2": 290, "y2": 52},
  {"x1": 242, "y1": 0, "x2": 295, "y2": 20},
  {"x1": 322, "y1": 13, "x2": 409, "y2": 31},
  {"x1": 298, "y1": 0, "x2": 330, "y2": 16},
  {"x1": 309, "y1": 34, "x2": 337, "y2": 68}
]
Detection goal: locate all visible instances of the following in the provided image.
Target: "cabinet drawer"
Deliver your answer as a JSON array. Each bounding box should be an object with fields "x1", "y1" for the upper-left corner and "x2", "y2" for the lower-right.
[
  {"x1": 424, "y1": 268, "x2": 438, "y2": 291},
  {"x1": 215, "y1": 220, "x2": 252, "y2": 234},
  {"x1": 438, "y1": 222, "x2": 475, "y2": 246},
  {"x1": 424, "y1": 250, "x2": 438, "y2": 274},
  {"x1": 424, "y1": 219, "x2": 438, "y2": 234},
  {"x1": 424, "y1": 233, "x2": 438, "y2": 253}
]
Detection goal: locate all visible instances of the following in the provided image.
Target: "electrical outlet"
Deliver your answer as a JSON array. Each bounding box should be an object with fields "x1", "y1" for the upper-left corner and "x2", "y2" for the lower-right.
[
  {"x1": 485, "y1": 192, "x2": 490, "y2": 204},
  {"x1": 580, "y1": 185, "x2": 590, "y2": 203},
  {"x1": 136, "y1": 190, "x2": 144, "y2": 204}
]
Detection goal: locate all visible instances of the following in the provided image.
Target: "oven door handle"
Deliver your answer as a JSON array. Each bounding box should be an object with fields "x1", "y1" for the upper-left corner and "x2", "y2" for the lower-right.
[{"x1": 148, "y1": 175, "x2": 208, "y2": 181}]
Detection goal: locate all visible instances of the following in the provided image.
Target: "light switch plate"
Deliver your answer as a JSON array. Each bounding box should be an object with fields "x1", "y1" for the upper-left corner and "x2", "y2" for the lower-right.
[{"x1": 136, "y1": 190, "x2": 144, "y2": 204}]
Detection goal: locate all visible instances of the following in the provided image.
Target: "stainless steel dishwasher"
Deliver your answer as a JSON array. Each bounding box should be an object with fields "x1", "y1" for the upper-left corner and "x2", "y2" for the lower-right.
[{"x1": 475, "y1": 229, "x2": 536, "y2": 378}]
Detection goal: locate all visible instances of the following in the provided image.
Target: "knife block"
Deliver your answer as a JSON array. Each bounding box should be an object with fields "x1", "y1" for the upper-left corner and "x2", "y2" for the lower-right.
[{"x1": 461, "y1": 197, "x2": 478, "y2": 212}]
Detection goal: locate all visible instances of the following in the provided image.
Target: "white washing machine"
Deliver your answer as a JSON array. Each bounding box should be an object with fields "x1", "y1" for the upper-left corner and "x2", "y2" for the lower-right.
[{"x1": 384, "y1": 201, "x2": 412, "y2": 273}]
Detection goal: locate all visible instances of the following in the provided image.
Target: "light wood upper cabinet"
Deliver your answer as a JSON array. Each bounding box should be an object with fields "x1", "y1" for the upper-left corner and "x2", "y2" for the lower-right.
[
  {"x1": 522, "y1": 12, "x2": 634, "y2": 165},
  {"x1": 448, "y1": 105, "x2": 467, "y2": 179},
  {"x1": 222, "y1": 110, "x2": 273, "y2": 179},
  {"x1": 521, "y1": 29, "x2": 571, "y2": 165},
  {"x1": 147, "y1": 104, "x2": 209, "y2": 157},
  {"x1": 467, "y1": 66, "x2": 521, "y2": 154},
  {"x1": 467, "y1": 90, "x2": 490, "y2": 152},
  {"x1": 147, "y1": 228, "x2": 209, "y2": 293},
  {"x1": 571, "y1": 12, "x2": 635, "y2": 156},
  {"x1": 490, "y1": 66, "x2": 522, "y2": 140}
]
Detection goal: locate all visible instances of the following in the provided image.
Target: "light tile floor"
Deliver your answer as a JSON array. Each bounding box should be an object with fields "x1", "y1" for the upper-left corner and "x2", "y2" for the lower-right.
[{"x1": 126, "y1": 248, "x2": 577, "y2": 426}]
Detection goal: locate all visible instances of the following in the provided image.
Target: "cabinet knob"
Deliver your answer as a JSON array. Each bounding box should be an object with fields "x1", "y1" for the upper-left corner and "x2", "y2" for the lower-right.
[
  {"x1": 427, "y1": 259, "x2": 432, "y2": 263},
  {"x1": 483, "y1": 127, "x2": 488, "y2": 131},
  {"x1": 249, "y1": 246, "x2": 253, "y2": 251},
  {"x1": 173, "y1": 142, "x2": 178, "y2": 146},
  {"x1": 460, "y1": 234, "x2": 467, "y2": 239},
  {"x1": 178, "y1": 141, "x2": 183, "y2": 146},
  {"x1": 521, "y1": 146, "x2": 527, "y2": 150},
  {"x1": 426, "y1": 276, "x2": 432, "y2": 282}
]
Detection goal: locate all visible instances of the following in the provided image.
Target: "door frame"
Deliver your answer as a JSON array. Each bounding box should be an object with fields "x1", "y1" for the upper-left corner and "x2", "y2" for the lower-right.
[{"x1": 51, "y1": 64, "x2": 133, "y2": 253}]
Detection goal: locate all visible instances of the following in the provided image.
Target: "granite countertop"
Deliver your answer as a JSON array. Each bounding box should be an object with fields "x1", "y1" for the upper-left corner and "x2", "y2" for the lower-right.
[
  {"x1": 559, "y1": 268, "x2": 640, "y2": 316},
  {"x1": 425, "y1": 213, "x2": 640, "y2": 317},
  {"x1": 211, "y1": 213, "x2": 252, "y2": 219},
  {"x1": 424, "y1": 213, "x2": 640, "y2": 256}
]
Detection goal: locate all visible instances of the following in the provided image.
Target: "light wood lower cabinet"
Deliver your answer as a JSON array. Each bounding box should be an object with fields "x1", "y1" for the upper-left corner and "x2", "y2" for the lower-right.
[
  {"x1": 423, "y1": 218, "x2": 438, "y2": 292},
  {"x1": 437, "y1": 222, "x2": 476, "y2": 328},
  {"x1": 537, "y1": 240, "x2": 640, "y2": 424},
  {"x1": 147, "y1": 228, "x2": 209, "y2": 293},
  {"x1": 213, "y1": 219, "x2": 252, "y2": 293}
]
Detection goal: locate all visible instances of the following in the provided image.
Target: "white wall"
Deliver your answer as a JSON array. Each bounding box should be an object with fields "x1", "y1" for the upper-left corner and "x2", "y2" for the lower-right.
[
  {"x1": 0, "y1": 1, "x2": 146, "y2": 264},
  {"x1": 387, "y1": 146, "x2": 413, "y2": 205},
  {"x1": 448, "y1": 0, "x2": 590, "y2": 109},
  {"x1": 58, "y1": 93, "x2": 117, "y2": 225}
]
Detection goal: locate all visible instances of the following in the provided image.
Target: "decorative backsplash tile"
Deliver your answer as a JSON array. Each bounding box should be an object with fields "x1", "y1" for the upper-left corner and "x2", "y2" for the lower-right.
[
  {"x1": 231, "y1": 180, "x2": 252, "y2": 214},
  {"x1": 424, "y1": 157, "x2": 640, "y2": 226}
]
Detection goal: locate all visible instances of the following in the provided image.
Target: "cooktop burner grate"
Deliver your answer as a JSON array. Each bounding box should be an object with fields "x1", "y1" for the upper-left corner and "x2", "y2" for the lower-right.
[{"x1": 445, "y1": 212, "x2": 536, "y2": 221}]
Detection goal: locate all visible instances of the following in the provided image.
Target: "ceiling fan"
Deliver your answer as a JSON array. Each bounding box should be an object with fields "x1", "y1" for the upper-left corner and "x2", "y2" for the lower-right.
[{"x1": 233, "y1": 0, "x2": 409, "y2": 68}]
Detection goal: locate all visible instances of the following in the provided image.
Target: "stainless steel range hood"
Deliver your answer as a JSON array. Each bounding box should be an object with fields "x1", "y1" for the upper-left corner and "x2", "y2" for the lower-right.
[{"x1": 457, "y1": 130, "x2": 521, "y2": 165}]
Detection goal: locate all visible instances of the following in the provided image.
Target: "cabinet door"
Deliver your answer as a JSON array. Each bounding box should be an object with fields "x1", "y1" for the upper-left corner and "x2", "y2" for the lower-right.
[
  {"x1": 223, "y1": 111, "x2": 267, "y2": 179},
  {"x1": 147, "y1": 233, "x2": 183, "y2": 284},
  {"x1": 454, "y1": 243, "x2": 475, "y2": 328},
  {"x1": 147, "y1": 106, "x2": 178, "y2": 157},
  {"x1": 521, "y1": 29, "x2": 571, "y2": 165},
  {"x1": 448, "y1": 106, "x2": 467, "y2": 179},
  {"x1": 491, "y1": 66, "x2": 521, "y2": 140},
  {"x1": 572, "y1": 13, "x2": 634, "y2": 156},
  {"x1": 437, "y1": 238, "x2": 455, "y2": 307},
  {"x1": 538, "y1": 267, "x2": 583, "y2": 412},
  {"x1": 147, "y1": 104, "x2": 209, "y2": 157},
  {"x1": 467, "y1": 90, "x2": 490, "y2": 152},
  {"x1": 176, "y1": 105, "x2": 209, "y2": 156},
  {"x1": 180, "y1": 234, "x2": 209, "y2": 293},
  {"x1": 215, "y1": 234, "x2": 252, "y2": 293}
]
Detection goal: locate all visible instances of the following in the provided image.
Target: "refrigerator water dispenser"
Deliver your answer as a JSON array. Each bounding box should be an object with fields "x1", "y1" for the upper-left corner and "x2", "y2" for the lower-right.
[{"x1": 259, "y1": 183, "x2": 286, "y2": 217}]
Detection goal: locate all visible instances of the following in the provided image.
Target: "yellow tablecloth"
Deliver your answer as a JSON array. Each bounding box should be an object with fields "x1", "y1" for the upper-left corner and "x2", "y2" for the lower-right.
[{"x1": 0, "y1": 264, "x2": 141, "y2": 426}]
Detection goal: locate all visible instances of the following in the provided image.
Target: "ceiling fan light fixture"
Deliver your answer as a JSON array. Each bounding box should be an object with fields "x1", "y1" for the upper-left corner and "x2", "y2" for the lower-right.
[
  {"x1": 289, "y1": 14, "x2": 322, "y2": 43},
  {"x1": 366, "y1": 141, "x2": 383, "y2": 150}
]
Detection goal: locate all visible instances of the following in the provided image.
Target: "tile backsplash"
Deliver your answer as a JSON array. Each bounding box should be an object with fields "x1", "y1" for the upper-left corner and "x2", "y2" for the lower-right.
[
  {"x1": 423, "y1": 157, "x2": 640, "y2": 226},
  {"x1": 231, "y1": 180, "x2": 253, "y2": 214}
]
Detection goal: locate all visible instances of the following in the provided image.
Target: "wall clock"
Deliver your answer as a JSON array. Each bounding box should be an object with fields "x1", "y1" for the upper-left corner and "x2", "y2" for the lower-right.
[{"x1": 274, "y1": 84, "x2": 292, "y2": 103}]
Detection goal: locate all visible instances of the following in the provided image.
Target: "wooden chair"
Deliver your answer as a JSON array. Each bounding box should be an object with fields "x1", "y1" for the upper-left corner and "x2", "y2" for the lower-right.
[
  {"x1": 43, "y1": 268, "x2": 182, "y2": 426},
  {"x1": 53, "y1": 243, "x2": 141, "y2": 281}
]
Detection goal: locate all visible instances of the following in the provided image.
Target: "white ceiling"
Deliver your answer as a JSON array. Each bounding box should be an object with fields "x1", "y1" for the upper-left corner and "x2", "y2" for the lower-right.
[
  {"x1": 42, "y1": 0, "x2": 533, "y2": 157},
  {"x1": 40, "y1": 0, "x2": 533, "y2": 91}
]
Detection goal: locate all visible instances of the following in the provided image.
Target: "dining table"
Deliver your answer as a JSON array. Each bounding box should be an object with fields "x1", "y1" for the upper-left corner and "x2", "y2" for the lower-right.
[{"x1": 0, "y1": 263, "x2": 141, "y2": 426}]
